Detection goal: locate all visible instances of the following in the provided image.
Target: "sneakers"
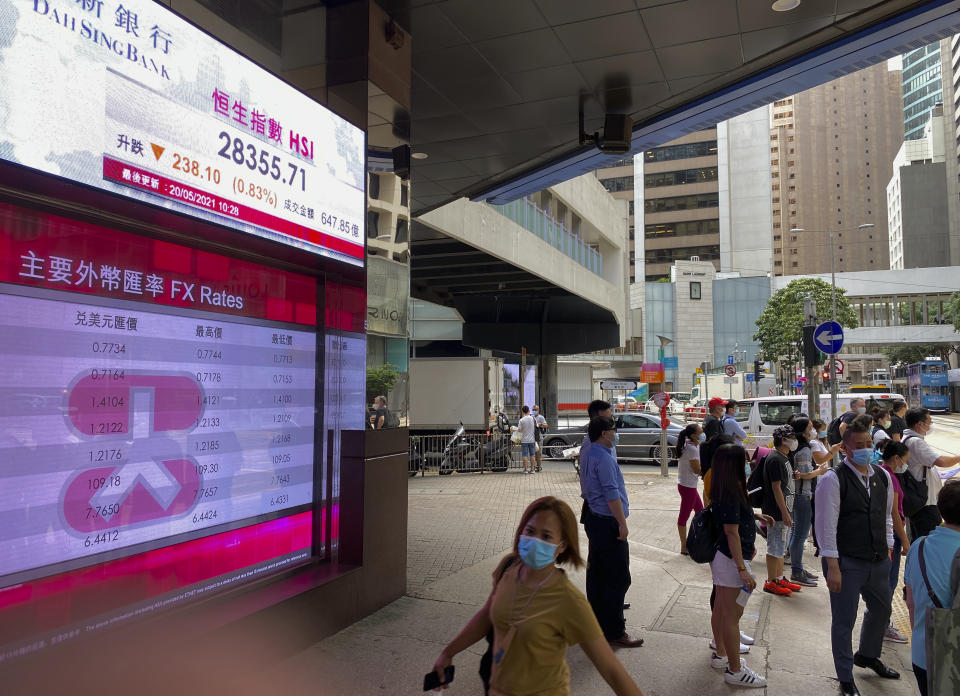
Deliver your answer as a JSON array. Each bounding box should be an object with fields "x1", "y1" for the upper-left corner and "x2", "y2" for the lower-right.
[
  {"x1": 711, "y1": 653, "x2": 728, "y2": 669},
  {"x1": 740, "y1": 631, "x2": 755, "y2": 645},
  {"x1": 763, "y1": 579, "x2": 792, "y2": 596},
  {"x1": 778, "y1": 576, "x2": 802, "y2": 592},
  {"x1": 709, "y1": 639, "x2": 750, "y2": 654},
  {"x1": 790, "y1": 570, "x2": 818, "y2": 587},
  {"x1": 884, "y1": 624, "x2": 909, "y2": 643},
  {"x1": 724, "y1": 663, "x2": 767, "y2": 688}
]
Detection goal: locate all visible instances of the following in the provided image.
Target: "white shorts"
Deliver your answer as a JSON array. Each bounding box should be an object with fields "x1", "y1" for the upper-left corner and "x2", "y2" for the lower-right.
[{"x1": 711, "y1": 553, "x2": 751, "y2": 588}]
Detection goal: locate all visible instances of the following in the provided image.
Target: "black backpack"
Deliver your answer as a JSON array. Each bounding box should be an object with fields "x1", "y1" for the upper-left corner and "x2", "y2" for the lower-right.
[
  {"x1": 700, "y1": 433, "x2": 735, "y2": 478},
  {"x1": 746, "y1": 454, "x2": 767, "y2": 508},
  {"x1": 686, "y1": 505, "x2": 719, "y2": 563},
  {"x1": 826, "y1": 416, "x2": 845, "y2": 445},
  {"x1": 897, "y1": 435, "x2": 929, "y2": 518}
]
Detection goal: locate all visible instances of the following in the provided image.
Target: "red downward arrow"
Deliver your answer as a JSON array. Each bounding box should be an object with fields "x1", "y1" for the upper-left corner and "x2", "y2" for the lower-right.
[{"x1": 150, "y1": 143, "x2": 165, "y2": 161}]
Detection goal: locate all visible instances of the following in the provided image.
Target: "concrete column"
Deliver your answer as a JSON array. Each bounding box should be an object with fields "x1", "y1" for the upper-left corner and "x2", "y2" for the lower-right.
[{"x1": 539, "y1": 354, "x2": 559, "y2": 425}]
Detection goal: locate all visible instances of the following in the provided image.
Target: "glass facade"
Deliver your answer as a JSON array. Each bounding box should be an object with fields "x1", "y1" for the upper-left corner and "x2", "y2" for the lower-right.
[
  {"x1": 712, "y1": 277, "x2": 770, "y2": 368},
  {"x1": 848, "y1": 293, "x2": 955, "y2": 327},
  {"x1": 644, "y1": 282, "x2": 676, "y2": 384},
  {"x1": 902, "y1": 44, "x2": 943, "y2": 141}
]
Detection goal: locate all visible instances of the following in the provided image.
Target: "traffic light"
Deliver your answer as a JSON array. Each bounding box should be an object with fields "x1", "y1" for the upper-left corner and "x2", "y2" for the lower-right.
[{"x1": 754, "y1": 359, "x2": 762, "y2": 384}]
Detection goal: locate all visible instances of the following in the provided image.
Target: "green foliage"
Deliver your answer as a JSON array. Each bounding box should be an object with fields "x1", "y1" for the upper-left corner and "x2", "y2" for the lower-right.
[
  {"x1": 882, "y1": 344, "x2": 952, "y2": 367},
  {"x1": 947, "y1": 291, "x2": 960, "y2": 333},
  {"x1": 367, "y1": 363, "x2": 400, "y2": 401},
  {"x1": 753, "y1": 277, "x2": 858, "y2": 365}
]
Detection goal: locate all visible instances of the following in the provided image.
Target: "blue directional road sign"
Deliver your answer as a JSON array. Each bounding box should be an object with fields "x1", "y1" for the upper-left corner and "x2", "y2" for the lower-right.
[
  {"x1": 728, "y1": 354, "x2": 734, "y2": 365},
  {"x1": 813, "y1": 321, "x2": 844, "y2": 354}
]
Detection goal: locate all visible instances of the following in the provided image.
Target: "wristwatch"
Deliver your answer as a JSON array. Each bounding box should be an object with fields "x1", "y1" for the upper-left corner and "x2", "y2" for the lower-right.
[{"x1": 737, "y1": 566, "x2": 746, "y2": 571}]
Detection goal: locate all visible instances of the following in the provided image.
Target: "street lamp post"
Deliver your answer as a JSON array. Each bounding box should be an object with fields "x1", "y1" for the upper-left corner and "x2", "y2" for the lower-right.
[{"x1": 790, "y1": 223, "x2": 874, "y2": 420}]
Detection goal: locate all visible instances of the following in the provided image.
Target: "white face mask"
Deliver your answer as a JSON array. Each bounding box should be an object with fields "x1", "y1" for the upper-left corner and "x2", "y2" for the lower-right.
[
  {"x1": 893, "y1": 457, "x2": 909, "y2": 475},
  {"x1": 806, "y1": 428, "x2": 816, "y2": 441},
  {"x1": 786, "y1": 438, "x2": 798, "y2": 452},
  {"x1": 855, "y1": 406, "x2": 867, "y2": 415}
]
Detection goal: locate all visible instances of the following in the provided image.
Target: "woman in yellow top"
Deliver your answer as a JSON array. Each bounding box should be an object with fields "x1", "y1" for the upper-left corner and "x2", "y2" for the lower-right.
[{"x1": 430, "y1": 496, "x2": 644, "y2": 696}]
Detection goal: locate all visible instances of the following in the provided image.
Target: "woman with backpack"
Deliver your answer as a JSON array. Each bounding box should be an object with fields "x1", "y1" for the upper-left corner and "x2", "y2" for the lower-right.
[
  {"x1": 429, "y1": 496, "x2": 644, "y2": 696},
  {"x1": 786, "y1": 417, "x2": 825, "y2": 587},
  {"x1": 877, "y1": 439, "x2": 912, "y2": 643},
  {"x1": 709, "y1": 444, "x2": 774, "y2": 688},
  {"x1": 676, "y1": 423, "x2": 704, "y2": 556}
]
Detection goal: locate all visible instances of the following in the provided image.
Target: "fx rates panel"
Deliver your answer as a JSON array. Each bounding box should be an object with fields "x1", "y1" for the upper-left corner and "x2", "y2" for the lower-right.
[{"x1": 0, "y1": 287, "x2": 317, "y2": 587}]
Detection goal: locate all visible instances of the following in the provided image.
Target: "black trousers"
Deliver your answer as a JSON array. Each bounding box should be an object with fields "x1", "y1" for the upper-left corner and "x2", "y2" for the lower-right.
[
  {"x1": 583, "y1": 508, "x2": 630, "y2": 640},
  {"x1": 908, "y1": 505, "x2": 943, "y2": 542}
]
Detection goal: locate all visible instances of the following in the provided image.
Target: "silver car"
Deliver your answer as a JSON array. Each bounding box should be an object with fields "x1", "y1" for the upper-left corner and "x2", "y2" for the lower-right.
[{"x1": 542, "y1": 413, "x2": 685, "y2": 463}]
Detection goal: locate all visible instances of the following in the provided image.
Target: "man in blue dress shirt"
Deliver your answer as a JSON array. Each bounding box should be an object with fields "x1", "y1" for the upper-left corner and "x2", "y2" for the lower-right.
[{"x1": 581, "y1": 416, "x2": 643, "y2": 648}]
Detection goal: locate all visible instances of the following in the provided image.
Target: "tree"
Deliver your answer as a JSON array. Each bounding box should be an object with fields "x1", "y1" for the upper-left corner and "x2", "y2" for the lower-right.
[
  {"x1": 367, "y1": 362, "x2": 400, "y2": 402},
  {"x1": 753, "y1": 277, "x2": 858, "y2": 366},
  {"x1": 947, "y1": 290, "x2": 960, "y2": 333},
  {"x1": 882, "y1": 343, "x2": 952, "y2": 367}
]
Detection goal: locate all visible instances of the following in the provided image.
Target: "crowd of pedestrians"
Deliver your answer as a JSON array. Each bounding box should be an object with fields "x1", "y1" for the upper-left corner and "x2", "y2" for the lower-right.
[{"x1": 428, "y1": 398, "x2": 959, "y2": 695}]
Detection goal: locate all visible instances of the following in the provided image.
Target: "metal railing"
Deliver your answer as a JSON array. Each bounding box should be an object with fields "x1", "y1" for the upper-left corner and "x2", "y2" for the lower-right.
[
  {"x1": 409, "y1": 433, "x2": 521, "y2": 476},
  {"x1": 488, "y1": 198, "x2": 604, "y2": 276}
]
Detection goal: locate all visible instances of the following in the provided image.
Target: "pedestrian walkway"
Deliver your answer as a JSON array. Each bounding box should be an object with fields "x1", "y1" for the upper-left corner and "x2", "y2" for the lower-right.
[{"x1": 267, "y1": 468, "x2": 921, "y2": 695}]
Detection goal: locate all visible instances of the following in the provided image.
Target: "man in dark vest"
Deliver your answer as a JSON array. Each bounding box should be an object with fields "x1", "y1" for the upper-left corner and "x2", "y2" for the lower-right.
[{"x1": 813, "y1": 416, "x2": 899, "y2": 696}]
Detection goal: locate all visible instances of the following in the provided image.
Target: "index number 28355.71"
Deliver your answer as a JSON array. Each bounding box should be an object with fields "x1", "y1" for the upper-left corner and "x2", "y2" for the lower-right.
[{"x1": 217, "y1": 132, "x2": 306, "y2": 192}]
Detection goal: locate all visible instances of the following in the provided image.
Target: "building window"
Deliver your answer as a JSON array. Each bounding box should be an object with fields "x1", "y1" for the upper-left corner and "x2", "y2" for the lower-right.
[
  {"x1": 395, "y1": 218, "x2": 409, "y2": 244},
  {"x1": 369, "y1": 173, "x2": 381, "y2": 200},
  {"x1": 644, "y1": 219, "x2": 719, "y2": 238},
  {"x1": 690, "y1": 282, "x2": 701, "y2": 300},
  {"x1": 400, "y1": 184, "x2": 408, "y2": 206},
  {"x1": 644, "y1": 193, "x2": 719, "y2": 214},
  {"x1": 366, "y1": 210, "x2": 380, "y2": 239},
  {"x1": 600, "y1": 175, "x2": 634, "y2": 193},
  {"x1": 644, "y1": 140, "x2": 718, "y2": 162},
  {"x1": 643, "y1": 166, "x2": 719, "y2": 188}
]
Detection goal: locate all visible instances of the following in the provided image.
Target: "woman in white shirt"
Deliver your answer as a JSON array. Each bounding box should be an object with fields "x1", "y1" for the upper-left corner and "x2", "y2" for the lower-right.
[{"x1": 675, "y1": 423, "x2": 703, "y2": 556}]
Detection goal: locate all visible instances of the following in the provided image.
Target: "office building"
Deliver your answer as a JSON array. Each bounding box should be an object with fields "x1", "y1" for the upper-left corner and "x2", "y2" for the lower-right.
[
  {"x1": 902, "y1": 44, "x2": 944, "y2": 140},
  {"x1": 771, "y1": 61, "x2": 903, "y2": 275},
  {"x1": 935, "y1": 35, "x2": 960, "y2": 267},
  {"x1": 886, "y1": 105, "x2": 950, "y2": 269}
]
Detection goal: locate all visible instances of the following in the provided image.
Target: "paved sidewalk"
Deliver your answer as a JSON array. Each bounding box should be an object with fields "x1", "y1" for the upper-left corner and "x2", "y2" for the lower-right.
[{"x1": 269, "y1": 467, "x2": 921, "y2": 696}]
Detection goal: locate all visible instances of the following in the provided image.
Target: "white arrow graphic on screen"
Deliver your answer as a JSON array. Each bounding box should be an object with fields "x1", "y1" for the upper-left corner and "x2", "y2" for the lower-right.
[
  {"x1": 817, "y1": 331, "x2": 839, "y2": 343},
  {"x1": 89, "y1": 459, "x2": 183, "y2": 521}
]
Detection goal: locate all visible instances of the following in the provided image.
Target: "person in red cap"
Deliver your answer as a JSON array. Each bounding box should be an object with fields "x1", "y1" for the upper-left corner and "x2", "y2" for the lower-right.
[{"x1": 700, "y1": 397, "x2": 728, "y2": 505}]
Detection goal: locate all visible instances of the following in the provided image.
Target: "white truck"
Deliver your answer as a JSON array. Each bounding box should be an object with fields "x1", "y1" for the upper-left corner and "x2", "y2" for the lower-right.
[{"x1": 408, "y1": 357, "x2": 502, "y2": 431}]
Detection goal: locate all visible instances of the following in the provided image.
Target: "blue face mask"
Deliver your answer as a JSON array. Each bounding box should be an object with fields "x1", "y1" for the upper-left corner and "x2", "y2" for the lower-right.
[
  {"x1": 851, "y1": 448, "x2": 878, "y2": 467},
  {"x1": 613, "y1": 431, "x2": 620, "y2": 447},
  {"x1": 518, "y1": 534, "x2": 558, "y2": 570},
  {"x1": 818, "y1": 430, "x2": 827, "y2": 439},
  {"x1": 698, "y1": 432, "x2": 707, "y2": 444},
  {"x1": 745, "y1": 463, "x2": 751, "y2": 476},
  {"x1": 532, "y1": 410, "x2": 538, "y2": 415}
]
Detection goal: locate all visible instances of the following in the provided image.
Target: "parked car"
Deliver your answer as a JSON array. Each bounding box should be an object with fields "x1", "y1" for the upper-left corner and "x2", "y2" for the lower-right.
[
  {"x1": 611, "y1": 395, "x2": 642, "y2": 411},
  {"x1": 541, "y1": 412, "x2": 684, "y2": 463},
  {"x1": 643, "y1": 398, "x2": 686, "y2": 416}
]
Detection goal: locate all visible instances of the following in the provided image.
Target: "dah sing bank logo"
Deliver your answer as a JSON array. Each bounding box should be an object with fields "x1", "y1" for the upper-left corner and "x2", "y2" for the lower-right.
[{"x1": 61, "y1": 372, "x2": 203, "y2": 533}]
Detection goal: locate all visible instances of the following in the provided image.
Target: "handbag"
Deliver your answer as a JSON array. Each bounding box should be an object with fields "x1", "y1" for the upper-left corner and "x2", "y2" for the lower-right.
[
  {"x1": 510, "y1": 429, "x2": 522, "y2": 445},
  {"x1": 479, "y1": 555, "x2": 518, "y2": 693},
  {"x1": 916, "y1": 537, "x2": 960, "y2": 696}
]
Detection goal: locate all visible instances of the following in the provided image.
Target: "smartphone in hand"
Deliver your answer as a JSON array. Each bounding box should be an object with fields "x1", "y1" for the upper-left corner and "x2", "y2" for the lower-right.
[{"x1": 423, "y1": 665, "x2": 455, "y2": 691}]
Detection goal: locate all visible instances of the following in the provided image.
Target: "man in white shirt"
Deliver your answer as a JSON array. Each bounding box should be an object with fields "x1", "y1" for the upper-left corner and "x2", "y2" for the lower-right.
[
  {"x1": 517, "y1": 405, "x2": 536, "y2": 475},
  {"x1": 813, "y1": 416, "x2": 898, "y2": 696},
  {"x1": 722, "y1": 399, "x2": 747, "y2": 443},
  {"x1": 532, "y1": 404, "x2": 548, "y2": 473},
  {"x1": 902, "y1": 407, "x2": 960, "y2": 540}
]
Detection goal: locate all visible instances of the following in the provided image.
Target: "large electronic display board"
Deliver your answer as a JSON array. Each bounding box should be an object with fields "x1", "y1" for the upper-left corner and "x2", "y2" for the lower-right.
[
  {"x1": 0, "y1": 0, "x2": 365, "y2": 263},
  {"x1": 0, "y1": 203, "x2": 330, "y2": 662}
]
